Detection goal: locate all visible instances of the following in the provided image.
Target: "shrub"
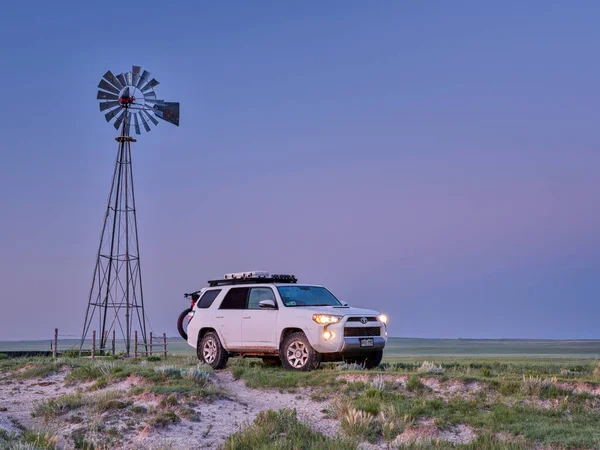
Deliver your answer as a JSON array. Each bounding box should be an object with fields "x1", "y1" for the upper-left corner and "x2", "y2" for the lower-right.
[
  {"x1": 181, "y1": 368, "x2": 211, "y2": 382},
  {"x1": 158, "y1": 395, "x2": 179, "y2": 408},
  {"x1": 406, "y1": 374, "x2": 426, "y2": 392},
  {"x1": 340, "y1": 407, "x2": 375, "y2": 441},
  {"x1": 593, "y1": 363, "x2": 600, "y2": 380},
  {"x1": 481, "y1": 367, "x2": 492, "y2": 377},
  {"x1": 92, "y1": 390, "x2": 131, "y2": 412},
  {"x1": 150, "y1": 410, "x2": 181, "y2": 428},
  {"x1": 153, "y1": 365, "x2": 181, "y2": 377},
  {"x1": 522, "y1": 375, "x2": 552, "y2": 396},
  {"x1": 0, "y1": 353, "x2": 8, "y2": 360},
  {"x1": 371, "y1": 375, "x2": 386, "y2": 391},
  {"x1": 338, "y1": 362, "x2": 365, "y2": 371},
  {"x1": 417, "y1": 361, "x2": 444, "y2": 375},
  {"x1": 146, "y1": 356, "x2": 161, "y2": 362},
  {"x1": 33, "y1": 393, "x2": 87, "y2": 421}
]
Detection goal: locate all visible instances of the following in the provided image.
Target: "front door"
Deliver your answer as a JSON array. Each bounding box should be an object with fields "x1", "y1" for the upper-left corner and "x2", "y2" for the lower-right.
[{"x1": 242, "y1": 287, "x2": 278, "y2": 348}]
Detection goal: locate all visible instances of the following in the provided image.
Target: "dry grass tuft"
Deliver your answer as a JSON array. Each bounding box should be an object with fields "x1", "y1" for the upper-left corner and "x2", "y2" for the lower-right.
[
  {"x1": 521, "y1": 375, "x2": 551, "y2": 396},
  {"x1": 417, "y1": 361, "x2": 444, "y2": 375}
]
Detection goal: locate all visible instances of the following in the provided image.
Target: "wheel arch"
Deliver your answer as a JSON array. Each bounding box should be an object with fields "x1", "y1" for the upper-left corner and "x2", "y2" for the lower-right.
[{"x1": 279, "y1": 327, "x2": 305, "y2": 348}]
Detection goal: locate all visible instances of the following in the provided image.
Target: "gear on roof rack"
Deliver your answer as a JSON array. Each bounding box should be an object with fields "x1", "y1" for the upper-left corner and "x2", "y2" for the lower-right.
[{"x1": 208, "y1": 271, "x2": 297, "y2": 287}]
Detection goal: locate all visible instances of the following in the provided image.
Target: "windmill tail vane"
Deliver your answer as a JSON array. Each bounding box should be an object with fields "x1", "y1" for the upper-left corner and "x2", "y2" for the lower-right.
[{"x1": 81, "y1": 65, "x2": 179, "y2": 356}]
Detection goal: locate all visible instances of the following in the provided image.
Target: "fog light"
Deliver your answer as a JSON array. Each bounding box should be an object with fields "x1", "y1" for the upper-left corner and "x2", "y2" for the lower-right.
[{"x1": 323, "y1": 331, "x2": 335, "y2": 341}]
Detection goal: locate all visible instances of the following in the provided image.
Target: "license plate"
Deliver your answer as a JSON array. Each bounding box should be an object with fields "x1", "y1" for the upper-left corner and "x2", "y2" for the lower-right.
[{"x1": 360, "y1": 338, "x2": 374, "y2": 347}]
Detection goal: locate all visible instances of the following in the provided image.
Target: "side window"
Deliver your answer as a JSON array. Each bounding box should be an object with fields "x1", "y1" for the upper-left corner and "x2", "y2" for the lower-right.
[
  {"x1": 196, "y1": 289, "x2": 221, "y2": 309},
  {"x1": 219, "y1": 287, "x2": 249, "y2": 309},
  {"x1": 248, "y1": 288, "x2": 277, "y2": 310}
]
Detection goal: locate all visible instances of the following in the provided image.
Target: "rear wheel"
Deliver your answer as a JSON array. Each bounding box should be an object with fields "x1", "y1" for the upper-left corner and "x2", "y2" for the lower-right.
[
  {"x1": 198, "y1": 332, "x2": 228, "y2": 369},
  {"x1": 177, "y1": 308, "x2": 194, "y2": 340},
  {"x1": 280, "y1": 332, "x2": 321, "y2": 371}
]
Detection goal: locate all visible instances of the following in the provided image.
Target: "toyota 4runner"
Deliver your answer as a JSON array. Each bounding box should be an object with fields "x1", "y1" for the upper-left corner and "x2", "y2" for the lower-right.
[{"x1": 185, "y1": 271, "x2": 388, "y2": 371}]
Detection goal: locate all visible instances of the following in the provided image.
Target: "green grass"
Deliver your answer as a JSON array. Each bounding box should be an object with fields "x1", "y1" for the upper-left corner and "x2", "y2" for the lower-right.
[
  {"x1": 32, "y1": 392, "x2": 87, "y2": 422},
  {"x1": 223, "y1": 409, "x2": 355, "y2": 450}
]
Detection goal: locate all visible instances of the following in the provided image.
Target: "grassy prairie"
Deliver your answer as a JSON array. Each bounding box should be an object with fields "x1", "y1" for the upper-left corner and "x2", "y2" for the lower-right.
[{"x1": 2, "y1": 337, "x2": 599, "y2": 358}]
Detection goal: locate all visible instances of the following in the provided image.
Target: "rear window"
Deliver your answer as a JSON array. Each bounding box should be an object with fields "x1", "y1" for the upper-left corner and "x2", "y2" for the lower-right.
[
  {"x1": 219, "y1": 287, "x2": 249, "y2": 309},
  {"x1": 197, "y1": 289, "x2": 221, "y2": 309}
]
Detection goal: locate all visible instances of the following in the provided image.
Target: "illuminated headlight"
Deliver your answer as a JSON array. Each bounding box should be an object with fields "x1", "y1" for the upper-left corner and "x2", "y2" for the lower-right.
[
  {"x1": 378, "y1": 314, "x2": 388, "y2": 324},
  {"x1": 312, "y1": 314, "x2": 342, "y2": 325}
]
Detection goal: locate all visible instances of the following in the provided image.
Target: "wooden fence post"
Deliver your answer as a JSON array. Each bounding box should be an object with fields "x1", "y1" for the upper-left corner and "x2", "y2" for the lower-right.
[
  {"x1": 91, "y1": 330, "x2": 96, "y2": 359},
  {"x1": 149, "y1": 332, "x2": 153, "y2": 357},
  {"x1": 112, "y1": 330, "x2": 116, "y2": 355},
  {"x1": 134, "y1": 330, "x2": 138, "y2": 358},
  {"x1": 53, "y1": 328, "x2": 58, "y2": 358},
  {"x1": 163, "y1": 333, "x2": 167, "y2": 359}
]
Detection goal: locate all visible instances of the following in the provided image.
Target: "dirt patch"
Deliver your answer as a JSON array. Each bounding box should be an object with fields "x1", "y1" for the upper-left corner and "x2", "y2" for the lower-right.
[{"x1": 394, "y1": 418, "x2": 475, "y2": 446}]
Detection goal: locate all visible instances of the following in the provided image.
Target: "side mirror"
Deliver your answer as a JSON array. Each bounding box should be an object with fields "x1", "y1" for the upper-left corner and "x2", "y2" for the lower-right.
[
  {"x1": 341, "y1": 301, "x2": 348, "y2": 306},
  {"x1": 258, "y1": 299, "x2": 277, "y2": 309}
]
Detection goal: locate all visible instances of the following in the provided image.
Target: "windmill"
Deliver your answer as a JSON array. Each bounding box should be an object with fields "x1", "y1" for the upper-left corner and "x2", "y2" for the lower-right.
[{"x1": 80, "y1": 65, "x2": 179, "y2": 355}]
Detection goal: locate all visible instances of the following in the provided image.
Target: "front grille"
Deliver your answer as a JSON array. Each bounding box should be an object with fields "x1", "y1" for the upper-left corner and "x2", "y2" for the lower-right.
[
  {"x1": 346, "y1": 317, "x2": 378, "y2": 322},
  {"x1": 344, "y1": 327, "x2": 381, "y2": 337}
]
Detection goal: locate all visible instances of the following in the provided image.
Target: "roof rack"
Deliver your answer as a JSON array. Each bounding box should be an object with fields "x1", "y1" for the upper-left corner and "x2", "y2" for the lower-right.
[{"x1": 208, "y1": 273, "x2": 297, "y2": 287}]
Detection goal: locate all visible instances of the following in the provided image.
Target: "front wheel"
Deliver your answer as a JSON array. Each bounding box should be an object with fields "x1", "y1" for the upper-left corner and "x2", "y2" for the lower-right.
[
  {"x1": 280, "y1": 332, "x2": 321, "y2": 372},
  {"x1": 198, "y1": 332, "x2": 228, "y2": 370},
  {"x1": 177, "y1": 308, "x2": 193, "y2": 340}
]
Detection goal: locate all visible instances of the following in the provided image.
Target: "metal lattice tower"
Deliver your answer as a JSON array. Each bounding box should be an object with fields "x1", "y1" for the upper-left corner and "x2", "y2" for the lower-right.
[{"x1": 81, "y1": 65, "x2": 179, "y2": 355}]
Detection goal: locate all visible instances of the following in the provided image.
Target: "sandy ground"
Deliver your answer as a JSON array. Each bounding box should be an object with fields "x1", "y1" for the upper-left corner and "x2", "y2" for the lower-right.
[{"x1": 0, "y1": 368, "x2": 339, "y2": 449}]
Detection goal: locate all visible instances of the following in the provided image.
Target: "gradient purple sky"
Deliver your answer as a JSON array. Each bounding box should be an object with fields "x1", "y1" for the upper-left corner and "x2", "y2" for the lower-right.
[{"x1": 0, "y1": 2, "x2": 598, "y2": 340}]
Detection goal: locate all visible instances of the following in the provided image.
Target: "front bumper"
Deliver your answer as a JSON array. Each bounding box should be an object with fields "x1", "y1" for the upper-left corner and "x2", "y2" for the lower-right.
[{"x1": 340, "y1": 336, "x2": 386, "y2": 352}]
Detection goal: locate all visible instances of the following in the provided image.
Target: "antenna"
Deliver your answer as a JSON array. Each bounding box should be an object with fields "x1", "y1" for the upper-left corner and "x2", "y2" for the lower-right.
[{"x1": 80, "y1": 66, "x2": 180, "y2": 355}]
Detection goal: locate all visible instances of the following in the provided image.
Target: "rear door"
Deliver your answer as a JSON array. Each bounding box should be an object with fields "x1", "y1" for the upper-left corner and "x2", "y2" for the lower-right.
[
  {"x1": 241, "y1": 287, "x2": 278, "y2": 348},
  {"x1": 216, "y1": 287, "x2": 247, "y2": 348}
]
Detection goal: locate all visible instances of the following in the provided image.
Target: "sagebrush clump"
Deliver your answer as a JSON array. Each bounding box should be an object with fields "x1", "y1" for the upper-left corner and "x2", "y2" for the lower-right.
[{"x1": 417, "y1": 361, "x2": 444, "y2": 375}]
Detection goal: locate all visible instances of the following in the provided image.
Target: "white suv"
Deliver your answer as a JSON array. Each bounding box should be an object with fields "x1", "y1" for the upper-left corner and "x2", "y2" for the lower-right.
[{"x1": 185, "y1": 271, "x2": 388, "y2": 371}]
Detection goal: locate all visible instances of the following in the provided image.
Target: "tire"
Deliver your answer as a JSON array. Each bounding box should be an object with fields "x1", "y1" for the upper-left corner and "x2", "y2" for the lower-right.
[
  {"x1": 280, "y1": 332, "x2": 321, "y2": 372},
  {"x1": 262, "y1": 357, "x2": 282, "y2": 367},
  {"x1": 177, "y1": 308, "x2": 193, "y2": 340},
  {"x1": 345, "y1": 351, "x2": 383, "y2": 370},
  {"x1": 198, "y1": 331, "x2": 228, "y2": 370}
]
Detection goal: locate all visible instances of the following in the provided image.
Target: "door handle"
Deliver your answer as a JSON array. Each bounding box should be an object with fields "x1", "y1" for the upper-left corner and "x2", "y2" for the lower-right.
[
  {"x1": 242, "y1": 316, "x2": 251, "y2": 319},
  {"x1": 215, "y1": 316, "x2": 224, "y2": 319}
]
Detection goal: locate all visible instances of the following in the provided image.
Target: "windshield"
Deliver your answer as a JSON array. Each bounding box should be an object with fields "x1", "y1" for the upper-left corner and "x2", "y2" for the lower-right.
[{"x1": 277, "y1": 286, "x2": 342, "y2": 307}]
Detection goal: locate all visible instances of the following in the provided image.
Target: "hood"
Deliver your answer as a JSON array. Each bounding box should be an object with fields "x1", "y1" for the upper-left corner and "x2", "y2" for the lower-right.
[{"x1": 301, "y1": 305, "x2": 380, "y2": 316}]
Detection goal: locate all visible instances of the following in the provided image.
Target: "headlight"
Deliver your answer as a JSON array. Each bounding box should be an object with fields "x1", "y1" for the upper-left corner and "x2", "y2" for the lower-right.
[
  {"x1": 312, "y1": 314, "x2": 342, "y2": 325},
  {"x1": 378, "y1": 314, "x2": 388, "y2": 324}
]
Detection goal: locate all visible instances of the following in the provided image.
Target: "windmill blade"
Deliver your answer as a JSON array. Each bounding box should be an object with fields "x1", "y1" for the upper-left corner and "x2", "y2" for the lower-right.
[
  {"x1": 104, "y1": 107, "x2": 121, "y2": 122},
  {"x1": 125, "y1": 72, "x2": 133, "y2": 86},
  {"x1": 144, "y1": 98, "x2": 163, "y2": 105},
  {"x1": 97, "y1": 90, "x2": 119, "y2": 100},
  {"x1": 116, "y1": 73, "x2": 127, "y2": 88},
  {"x1": 103, "y1": 70, "x2": 123, "y2": 90},
  {"x1": 99, "y1": 101, "x2": 120, "y2": 111},
  {"x1": 143, "y1": 90, "x2": 156, "y2": 101},
  {"x1": 143, "y1": 110, "x2": 159, "y2": 126},
  {"x1": 113, "y1": 109, "x2": 127, "y2": 129},
  {"x1": 139, "y1": 113, "x2": 151, "y2": 132},
  {"x1": 133, "y1": 113, "x2": 141, "y2": 135},
  {"x1": 98, "y1": 79, "x2": 120, "y2": 95},
  {"x1": 137, "y1": 70, "x2": 150, "y2": 89},
  {"x1": 132, "y1": 66, "x2": 141, "y2": 87},
  {"x1": 141, "y1": 78, "x2": 159, "y2": 92},
  {"x1": 121, "y1": 86, "x2": 130, "y2": 98},
  {"x1": 153, "y1": 102, "x2": 180, "y2": 126}
]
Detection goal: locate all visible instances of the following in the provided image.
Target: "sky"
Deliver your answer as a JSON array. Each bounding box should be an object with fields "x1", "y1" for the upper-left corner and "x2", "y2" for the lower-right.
[{"x1": 0, "y1": 1, "x2": 598, "y2": 341}]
